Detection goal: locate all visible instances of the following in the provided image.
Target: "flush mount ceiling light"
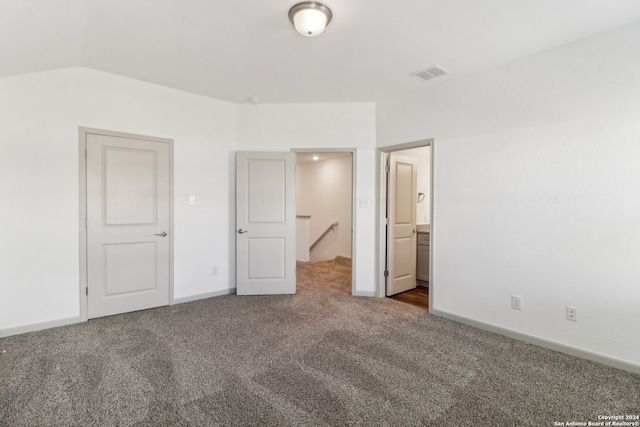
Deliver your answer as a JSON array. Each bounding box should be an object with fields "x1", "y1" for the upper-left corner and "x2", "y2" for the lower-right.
[{"x1": 288, "y1": 2, "x2": 332, "y2": 37}]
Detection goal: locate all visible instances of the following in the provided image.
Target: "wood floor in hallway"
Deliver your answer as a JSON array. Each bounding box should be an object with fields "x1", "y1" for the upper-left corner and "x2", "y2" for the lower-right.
[{"x1": 388, "y1": 285, "x2": 429, "y2": 310}]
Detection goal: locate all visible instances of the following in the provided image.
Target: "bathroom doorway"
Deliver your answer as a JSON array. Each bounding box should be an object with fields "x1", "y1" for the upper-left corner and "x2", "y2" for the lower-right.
[{"x1": 378, "y1": 140, "x2": 433, "y2": 310}]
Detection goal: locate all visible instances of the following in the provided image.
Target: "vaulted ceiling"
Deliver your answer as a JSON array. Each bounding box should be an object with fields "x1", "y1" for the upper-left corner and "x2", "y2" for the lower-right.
[{"x1": 2, "y1": 0, "x2": 640, "y2": 104}]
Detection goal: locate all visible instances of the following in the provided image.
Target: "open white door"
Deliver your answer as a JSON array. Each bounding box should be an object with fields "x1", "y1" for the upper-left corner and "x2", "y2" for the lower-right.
[
  {"x1": 386, "y1": 153, "x2": 418, "y2": 296},
  {"x1": 86, "y1": 131, "x2": 171, "y2": 318},
  {"x1": 236, "y1": 152, "x2": 296, "y2": 295}
]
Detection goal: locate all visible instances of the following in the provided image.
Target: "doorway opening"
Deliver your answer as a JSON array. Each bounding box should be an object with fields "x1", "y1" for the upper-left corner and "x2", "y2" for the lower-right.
[
  {"x1": 294, "y1": 149, "x2": 355, "y2": 295},
  {"x1": 378, "y1": 139, "x2": 433, "y2": 310}
]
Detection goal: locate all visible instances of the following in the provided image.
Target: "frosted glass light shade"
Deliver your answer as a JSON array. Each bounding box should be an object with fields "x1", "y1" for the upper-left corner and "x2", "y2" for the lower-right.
[
  {"x1": 289, "y1": 2, "x2": 332, "y2": 37},
  {"x1": 293, "y1": 8, "x2": 327, "y2": 37}
]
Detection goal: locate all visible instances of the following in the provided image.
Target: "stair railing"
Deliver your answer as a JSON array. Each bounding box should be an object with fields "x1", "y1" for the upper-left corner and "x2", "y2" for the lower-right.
[{"x1": 310, "y1": 221, "x2": 338, "y2": 251}]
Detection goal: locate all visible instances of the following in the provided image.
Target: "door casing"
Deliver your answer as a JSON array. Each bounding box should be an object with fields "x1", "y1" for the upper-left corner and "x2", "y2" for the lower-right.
[
  {"x1": 377, "y1": 139, "x2": 434, "y2": 309},
  {"x1": 78, "y1": 127, "x2": 174, "y2": 322}
]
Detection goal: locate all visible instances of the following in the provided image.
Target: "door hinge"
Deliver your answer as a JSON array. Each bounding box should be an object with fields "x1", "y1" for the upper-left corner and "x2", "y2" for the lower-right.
[
  {"x1": 385, "y1": 163, "x2": 390, "y2": 173},
  {"x1": 85, "y1": 218, "x2": 88, "y2": 228},
  {"x1": 85, "y1": 287, "x2": 88, "y2": 296},
  {"x1": 85, "y1": 149, "x2": 88, "y2": 159},
  {"x1": 384, "y1": 218, "x2": 389, "y2": 225},
  {"x1": 384, "y1": 270, "x2": 389, "y2": 278}
]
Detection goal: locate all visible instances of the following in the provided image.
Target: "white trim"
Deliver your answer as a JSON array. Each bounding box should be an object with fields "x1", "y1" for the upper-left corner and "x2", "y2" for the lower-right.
[
  {"x1": 350, "y1": 151, "x2": 357, "y2": 297},
  {"x1": 377, "y1": 139, "x2": 434, "y2": 299},
  {"x1": 376, "y1": 152, "x2": 389, "y2": 298},
  {"x1": 431, "y1": 309, "x2": 640, "y2": 375},
  {"x1": 79, "y1": 130, "x2": 88, "y2": 322},
  {"x1": 172, "y1": 288, "x2": 236, "y2": 305},
  {"x1": 428, "y1": 140, "x2": 435, "y2": 312},
  {"x1": 78, "y1": 127, "x2": 174, "y2": 319},
  {"x1": 0, "y1": 316, "x2": 81, "y2": 338},
  {"x1": 352, "y1": 290, "x2": 376, "y2": 297},
  {"x1": 0, "y1": 289, "x2": 236, "y2": 338},
  {"x1": 168, "y1": 137, "x2": 175, "y2": 305}
]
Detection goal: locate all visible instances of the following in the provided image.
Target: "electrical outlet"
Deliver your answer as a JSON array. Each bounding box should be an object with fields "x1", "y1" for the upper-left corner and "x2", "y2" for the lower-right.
[
  {"x1": 566, "y1": 306, "x2": 577, "y2": 321},
  {"x1": 511, "y1": 295, "x2": 522, "y2": 310},
  {"x1": 212, "y1": 267, "x2": 218, "y2": 276}
]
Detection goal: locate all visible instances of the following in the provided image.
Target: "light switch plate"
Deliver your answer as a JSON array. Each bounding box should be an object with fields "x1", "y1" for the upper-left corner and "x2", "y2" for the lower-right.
[{"x1": 189, "y1": 196, "x2": 196, "y2": 206}]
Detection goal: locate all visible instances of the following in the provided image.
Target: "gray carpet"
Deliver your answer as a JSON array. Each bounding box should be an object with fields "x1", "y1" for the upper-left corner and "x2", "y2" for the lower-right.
[{"x1": 1, "y1": 257, "x2": 638, "y2": 426}]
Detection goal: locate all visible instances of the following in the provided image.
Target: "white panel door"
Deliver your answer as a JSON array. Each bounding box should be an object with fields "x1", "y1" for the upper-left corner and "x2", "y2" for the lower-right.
[
  {"x1": 236, "y1": 152, "x2": 296, "y2": 295},
  {"x1": 386, "y1": 154, "x2": 418, "y2": 296},
  {"x1": 86, "y1": 133, "x2": 170, "y2": 318}
]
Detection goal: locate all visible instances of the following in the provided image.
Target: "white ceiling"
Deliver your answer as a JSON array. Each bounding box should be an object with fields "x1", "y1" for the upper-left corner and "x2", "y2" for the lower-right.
[{"x1": 2, "y1": 0, "x2": 640, "y2": 104}]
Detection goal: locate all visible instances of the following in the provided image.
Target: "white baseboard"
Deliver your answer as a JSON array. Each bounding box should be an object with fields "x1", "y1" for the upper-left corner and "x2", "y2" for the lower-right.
[
  {"x1": 430, "y1": 309, "x2": 640, "y2": 375},
  {"x1": 0, "y1": 289, "x2": 237, "y2": 339},
  {"x1": 352, "y1": 290, "x2": 376, "y2": 297},
  {"x1": 172, "y1": 287, "x2": 236, "y2": 305},
  {"x1": 0, "y1": 316, "x2": 82, "y2": 339}
]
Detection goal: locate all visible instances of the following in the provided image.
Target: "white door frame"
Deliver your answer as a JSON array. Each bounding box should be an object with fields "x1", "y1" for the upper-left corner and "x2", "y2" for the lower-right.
[
  {"x1": 292, "y1": 148, "x2": 357, "y2": 296},
  {"x1": 78, "y1": 127, "x2": 175, "y2": 322},
  {"x1": 377, "y1": 139, "x2": 434, "y2": 309}
]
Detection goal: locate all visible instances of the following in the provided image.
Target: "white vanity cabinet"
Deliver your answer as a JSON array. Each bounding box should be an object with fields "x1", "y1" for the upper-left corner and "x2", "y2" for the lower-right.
[{"x1": 417, "y1": 232, "x2": 430, "y2": 282}]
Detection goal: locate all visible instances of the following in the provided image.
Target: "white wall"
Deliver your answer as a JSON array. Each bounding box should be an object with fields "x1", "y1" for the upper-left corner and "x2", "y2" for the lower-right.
[
  {"x1": 3, "y1": 23, "x2": 636, "y2": 370},
  {"x1": 395, "y1": 146, "x2": 431, "y2": 225},
  {"x1": 297, "y1": 156, "x2": 352, "y2": 262},
  {"x1": 376, "y1": 23, "x2": 640, "y2": 367},
  {"x1": 237, "y1": 103, "x2": 377, "y2": 296},
  {"x1": 0, "y1": 67, "x2": 236, "y2": 333}
]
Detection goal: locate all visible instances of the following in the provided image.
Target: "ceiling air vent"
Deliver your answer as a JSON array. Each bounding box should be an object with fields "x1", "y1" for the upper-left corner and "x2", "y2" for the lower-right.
[{"x1": 410, "y1": 65, "x2": 449, "y2": 82}]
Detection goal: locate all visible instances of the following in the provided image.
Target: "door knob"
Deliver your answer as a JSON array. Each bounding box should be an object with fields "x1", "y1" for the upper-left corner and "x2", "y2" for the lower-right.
[
  {"x1": 238, "y1": 229, "x2": 248, "y2": 234},
  {"x1": 413, "y1": 228, "x2": 417, "y2": 234},
  {"x1": 154, "y1": 231, "x2": 168, "y2": 237}
]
